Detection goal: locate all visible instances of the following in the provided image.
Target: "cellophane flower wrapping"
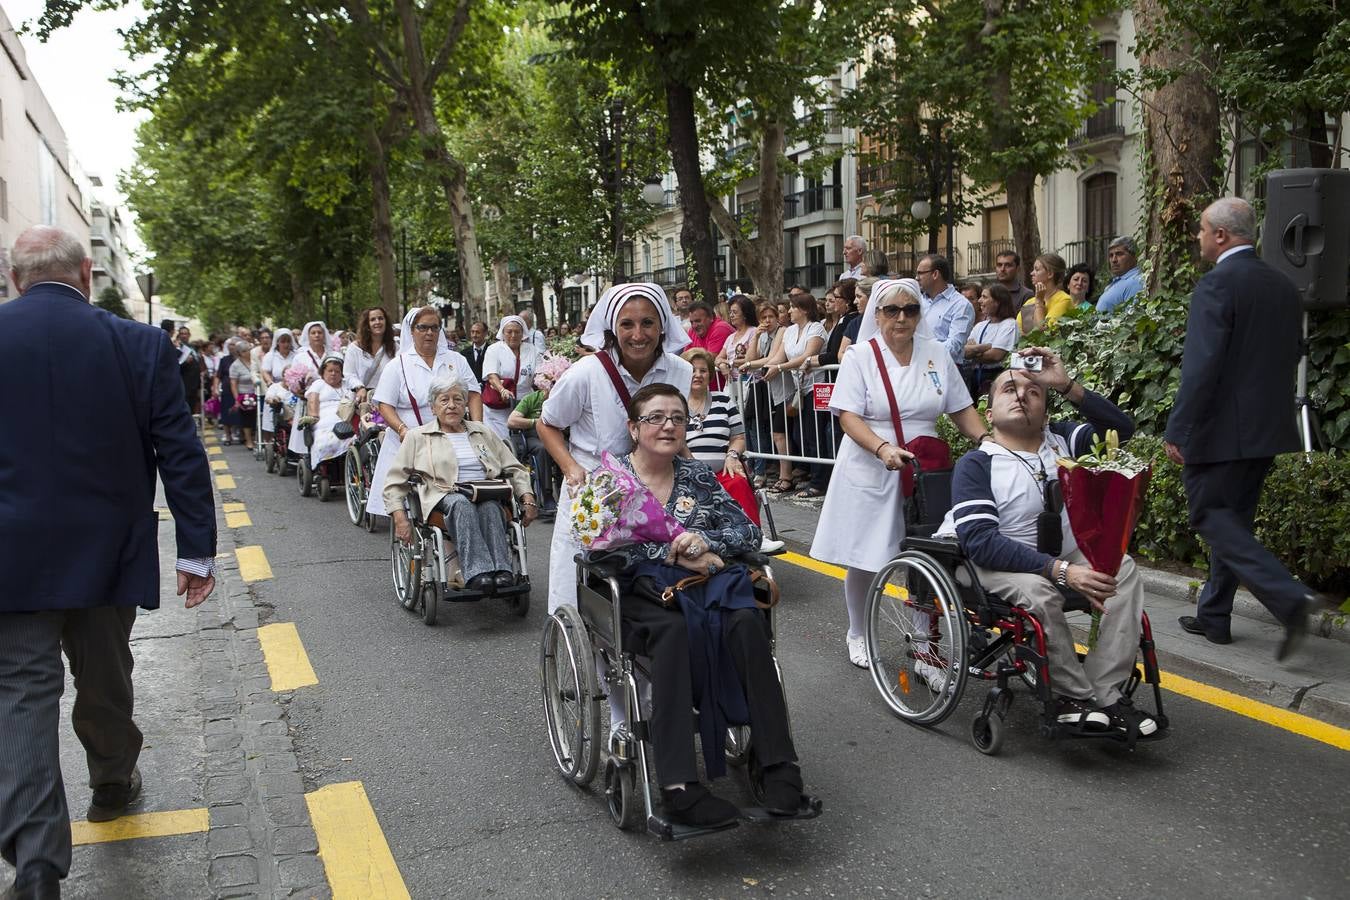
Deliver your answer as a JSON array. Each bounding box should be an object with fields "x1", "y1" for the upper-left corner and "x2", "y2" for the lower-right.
[
  {"x1": 570, "y1": 452, "x2": 685, "y2": 550},
  {"x1": 1056, "y1": 430, "x2": 1150, "y2": 578}
]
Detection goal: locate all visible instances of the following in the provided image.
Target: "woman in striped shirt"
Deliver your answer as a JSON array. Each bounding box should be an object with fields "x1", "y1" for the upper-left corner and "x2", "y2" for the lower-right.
[{"x1": 681, "y1": 348, "x2": 747, "y2": 477}]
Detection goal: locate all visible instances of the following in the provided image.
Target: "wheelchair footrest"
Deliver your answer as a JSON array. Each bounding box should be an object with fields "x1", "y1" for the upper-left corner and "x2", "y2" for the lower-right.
[
  {"x1": 740, "y1": 795, "x2": 823, "y2": 823},
  {"x1": 647, "y1": 814, "x2": 739, "y2": 842}
]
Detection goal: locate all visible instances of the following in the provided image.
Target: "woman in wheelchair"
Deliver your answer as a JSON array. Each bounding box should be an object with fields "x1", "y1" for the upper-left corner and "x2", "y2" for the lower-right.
[
  {"x1": 603, "y1": 383, "x2": 807, "y2": 828},
  {"x1": 383, "y1": 378, "x2": 537, "y2": 593},
  {"x1": 299, "y1": 354, "x2": 356, "y2": 469}
]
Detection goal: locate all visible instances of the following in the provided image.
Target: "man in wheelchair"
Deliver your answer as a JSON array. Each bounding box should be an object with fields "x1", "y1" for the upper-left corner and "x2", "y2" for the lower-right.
[{"x1": 937, "y1": 348, "x2": 1161, "y2": 740}]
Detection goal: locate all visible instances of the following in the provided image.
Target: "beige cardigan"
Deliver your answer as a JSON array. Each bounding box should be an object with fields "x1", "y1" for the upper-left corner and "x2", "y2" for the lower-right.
[{"x1": 382, "y1": 420, "x2": 532, "y2": 517}]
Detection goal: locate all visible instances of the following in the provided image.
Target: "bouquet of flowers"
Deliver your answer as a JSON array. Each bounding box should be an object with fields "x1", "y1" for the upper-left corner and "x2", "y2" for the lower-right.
[
  {"x1": 283, "y1": 363, "x2": 314, "y2": 395},
  {"x1": 1056, "y1": 429, "x2": 1151, "y2": 578},
  {"x1": 533, "y1": 354, "x2": 572, "y2": 391},
  {"x1": 570, "y1": 452, "x2": 685, "y2": 550}
]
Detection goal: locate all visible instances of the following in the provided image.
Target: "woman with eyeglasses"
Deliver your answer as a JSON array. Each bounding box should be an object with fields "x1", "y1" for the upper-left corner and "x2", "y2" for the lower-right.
[
  {"x1": 810, "y1": 279, "x2": 988, "y2": 670},
  {"x1": 681, "y1": 348, "x2": 747, "y2": 477},
  {"x1": 364, "y1": 306, "x2": 483, "y2": 521}
]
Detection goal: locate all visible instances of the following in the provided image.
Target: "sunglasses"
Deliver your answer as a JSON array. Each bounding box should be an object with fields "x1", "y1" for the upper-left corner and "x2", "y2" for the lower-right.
[
  {"x1": 878, "y1": 303, "x2": 922, "y2": 320},
  {"x1": 413, "y1": 323, "x2": 440, "y2": 333}
]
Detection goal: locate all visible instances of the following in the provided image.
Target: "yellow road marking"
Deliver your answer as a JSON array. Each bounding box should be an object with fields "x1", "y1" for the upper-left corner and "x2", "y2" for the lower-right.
[
  {"x1": 215, "y1": 475, "x2": 236, "y2": 490},
  {"x1": 778, "y1": 552, "x2": 1350, "y2": 750},
  {"x1": 210, "y1": 459, "x2": 229, "y2": 471},
  {"x1": 235, "y1": 545, "x2": 273, "y2": 582},
  {"x1": 223, "y1": 502, "x2": 247, "y2": 512},
  {"x1": 307, "y1": 782, "x2": 410, "y2": 900},
  {"x1": 225, "y1": 511, "x2": 252, "y2": 528},
  {"x1": 258, "y1": 622, "x2": 319, "y2": 690},
  {"x1": 207, "y1": 446, "x2": 223, "y2": 456},
  {"x1": 71, "y1": 808, "x2": 209, "y2": 846}
]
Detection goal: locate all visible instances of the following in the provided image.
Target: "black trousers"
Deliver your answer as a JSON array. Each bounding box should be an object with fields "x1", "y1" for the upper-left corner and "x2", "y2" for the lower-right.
[
  {"x1": 620, "y1": 600, "x2": 796, "y2": 786},
  {"x1": 1183, "y1": 458, "x2": 1305, "y2": 634},
  {"x1": 0, "y1": 607, "x2": 140, "y2": 879}
]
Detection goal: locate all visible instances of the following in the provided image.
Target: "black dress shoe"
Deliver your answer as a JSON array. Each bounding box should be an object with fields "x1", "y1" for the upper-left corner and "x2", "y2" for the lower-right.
[
  {"x1": 5, "y1": 863, "x2": 62, "y2": 899},
  {"x1": 466, "y1": 573, "x2": 496, "y2": 594},
  {"x1": 1178, "y1": 615, "x2": 1232, "y2": 645},
  {"x1": 1276, "y1": 594, "x2": 1324, "y2": 662},
  {"x1": 661, "y1": 783, "x2": 739, "y2": 828},
  {"x1": 493, "y1": 571, "x2": 515, "y2": 590},
  {"x1": 87, "y1": 767, "x2": 142, "y2": 823},
  {"x1": 759, "y1": 762, "x2": 805, "y2": 815}
]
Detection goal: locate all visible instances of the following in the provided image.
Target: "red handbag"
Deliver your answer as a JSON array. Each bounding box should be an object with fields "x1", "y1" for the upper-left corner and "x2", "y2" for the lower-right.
[
  {"x1": 715, "y1": 470, "x2": 761, "y2": 526},
  {"x1": 482, "y1": 353, "x2": 521, "y2": 410},
  {"x1": 869, "y1": 339, "x2": 952, "y2": 497}
]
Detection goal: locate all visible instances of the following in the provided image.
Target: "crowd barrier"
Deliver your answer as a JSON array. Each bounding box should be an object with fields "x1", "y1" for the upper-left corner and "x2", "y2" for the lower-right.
[{"x1": 728, "y1": 364, "x2": 842, "y2": 475}]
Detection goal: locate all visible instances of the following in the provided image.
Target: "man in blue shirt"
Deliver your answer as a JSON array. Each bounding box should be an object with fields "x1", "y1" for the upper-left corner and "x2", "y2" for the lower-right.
[
  {"x1": 914, "y1": 253, "x2": 973, "y2": 363},
  {"x1": 1095, "y1": 236, "x2": 1146, "y2": 315}
]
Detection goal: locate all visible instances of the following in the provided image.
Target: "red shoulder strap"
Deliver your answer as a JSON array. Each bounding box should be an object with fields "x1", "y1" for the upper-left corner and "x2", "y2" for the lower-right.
[
  {"x1": 399, "y1": 355, "x2": 423, "y2": 426},
  {"x1": 869, "y1": 338, "x2": 905, "y2": 448},
  {"x1": 595, "y1": 351, "x2": 632, "y2": 409}
]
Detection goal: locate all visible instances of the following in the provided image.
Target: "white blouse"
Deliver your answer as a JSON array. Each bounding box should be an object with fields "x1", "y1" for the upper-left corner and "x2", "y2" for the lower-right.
[
  {"x1": 483, "y1": 341, "x2": 540, "y2": 388},
  {"x1": 344, "y1": 343, "x2": 391, "y2": 391},
  {"x1": 373, "y1": 349, "x2": 482, "y2": 428},
  {"x1": 829, "y1": 335, "x2": 973, "y2": 441}
]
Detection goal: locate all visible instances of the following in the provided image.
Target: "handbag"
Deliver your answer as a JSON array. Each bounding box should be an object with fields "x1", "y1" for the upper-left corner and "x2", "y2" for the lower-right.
[
  {"x1": 454, "y1": 479, "x2": 515, "y2": 503},
  {"x1": 869, "y1": 339, "x2": 953, "y2": 497},
  {"x1": 715, "y1": 470, "x2": 761, "y2": 526},
  {"x1": 629, "y1": 564, "x2": 780, "y2": 610},
  {"x1": 482, "y1": 352, "x2": 521, "y2": 410}
]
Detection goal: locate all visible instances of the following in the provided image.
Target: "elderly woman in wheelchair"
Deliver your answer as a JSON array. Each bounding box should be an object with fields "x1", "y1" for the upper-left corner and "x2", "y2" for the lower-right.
[
  {"x1": 383, "y1": 378, "x2": 538, "y2": 624},
  {"x1": 540, "y1": 383, "x2": 817, "y2": 839}
]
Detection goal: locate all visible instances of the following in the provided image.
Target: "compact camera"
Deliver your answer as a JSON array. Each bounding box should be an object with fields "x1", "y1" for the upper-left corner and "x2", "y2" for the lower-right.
[{"x1": 1009, "y1": 353, "x2": 1043, "y2": 372}]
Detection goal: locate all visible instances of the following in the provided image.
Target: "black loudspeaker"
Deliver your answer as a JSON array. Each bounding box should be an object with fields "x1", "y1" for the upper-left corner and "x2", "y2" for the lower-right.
[{"x1": 1261, "y1": 168, "x2": 1350, "y2": 310}]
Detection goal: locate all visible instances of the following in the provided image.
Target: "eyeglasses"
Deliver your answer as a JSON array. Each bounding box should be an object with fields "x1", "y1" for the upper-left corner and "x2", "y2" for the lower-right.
[
  {"x1": 413, "y1": 323, "x2": 440, "y2": 333},
  {"x1": 878, "y1": 303, "x2": 922, "y2": 319},
  {"x1": 915, "y1": 267, "x2": 934, "y2": 276},
  {"x1": 635, "y1": 413, "x2": 689, "y2": 427}
]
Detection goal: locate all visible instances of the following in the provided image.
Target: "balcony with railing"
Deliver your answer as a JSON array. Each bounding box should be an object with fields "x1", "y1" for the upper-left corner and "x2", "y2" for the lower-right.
[
  {"x1": 783, "y1": 185, "x2": 843, "y2": 222},
  {"x1": 661, "y1": 189, "x2": 678, "y2": 208},
  {"x1": 887, "y1": 247, "x2": 957, "y2": 278},
  {"x1": 783, "y1": 261, "x2": 844, "y2": 291},
  {"x1": 1059, "y1": 236, "x2": 1112, "y2": 272},
  {"x1": 1070, "y1": 101, "x2": 1125, "y2": 147},
  {"x1": 966, "y1": 238, "x2": 1016, "y2": 277},
  {"x1": 796, "y1": 107, "x2": 841, "y2": 134}
]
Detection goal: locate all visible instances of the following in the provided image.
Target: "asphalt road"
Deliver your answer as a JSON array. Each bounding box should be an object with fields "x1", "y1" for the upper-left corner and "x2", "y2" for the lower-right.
[{"x1": 224, "y1": 444, "x2": 1350, "y2": 899}]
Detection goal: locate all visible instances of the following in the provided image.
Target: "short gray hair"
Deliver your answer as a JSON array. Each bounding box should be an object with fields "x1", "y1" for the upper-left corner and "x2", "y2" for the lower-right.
[
  {"x1": 1108, "y1": 235, "x2": 1138, "y2": 257},
  {"x1": 1204, "y1": 197, "x2": 1257, "y2": 242},
  {"x1": 845, "y1": 234, "x2": 868, "y2": 251},
  {"x1": 427, "y1": 378, "x2": 468, "y2": 405},
  {"x1": 10, "y1": 226, "x2": 87, "y2": 288}
]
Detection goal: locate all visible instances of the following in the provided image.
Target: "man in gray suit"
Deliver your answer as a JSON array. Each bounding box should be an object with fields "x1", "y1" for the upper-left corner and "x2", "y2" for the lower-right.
[{"x1": 0, "y1": 227, "x2": 217, "y2": 900}]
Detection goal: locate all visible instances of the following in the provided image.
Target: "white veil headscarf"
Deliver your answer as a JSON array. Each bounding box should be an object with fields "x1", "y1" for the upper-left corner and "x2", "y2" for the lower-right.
[
  {"x1": 263, "y1": 328, "x2": 296, "y2": 370},
  {"x1": 398, "y1": 306, "x2": 451, "y2": 353},
  {"x1": 496, "y1": 315, "x2": 527, "y2": 342},
  {"x1": 298, "y1": 320, "x2": 332, "y2": 364},
  {"x1": 855, "y1": 278, "x2": 934, "y2": 345},
  {"x1": 580, "y1": 282, "x2": 689, "y2": 354}
]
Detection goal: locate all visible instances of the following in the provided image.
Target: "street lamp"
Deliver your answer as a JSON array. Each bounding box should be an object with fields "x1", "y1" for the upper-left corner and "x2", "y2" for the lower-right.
[
  {"x1": 909, "y1": 199, "x2": 932, "y2": 222},
  {"x1": 641, "y1": 177, "x2": 665, "y2": 207}
]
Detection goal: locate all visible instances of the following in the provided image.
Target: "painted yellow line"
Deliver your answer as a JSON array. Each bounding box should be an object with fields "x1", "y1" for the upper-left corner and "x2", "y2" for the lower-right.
[
  {"x1": 257, "y1": 622, "x2": 319, "y2": 691},
  {"x1": 306, "y1": 782, "x2": 410, "y2": 900},
  {"x1": 223, "y1": 502, "x2": 247, "y2": 512},
  {"x1": 210, "y1": 459, "x2": 229, "y2": 471},
  {"x1": 215, "y1": 475, "x2": 236, "y2": 490},
  {"x1": 71, "y1": 808, "x2": 209, "y2": 846},
  {"x1": 207, "y1": 446, "x2": 223, "y2": 456},
  {"x1": 225, "y1": 511, "x2": 252, "y2": 528},
  {"x1": 778, "y1": 552, "x2": 1350, "y2": 751},
  {"x1": 235, "y1": 545, "x2": 273, "y2": 582}
]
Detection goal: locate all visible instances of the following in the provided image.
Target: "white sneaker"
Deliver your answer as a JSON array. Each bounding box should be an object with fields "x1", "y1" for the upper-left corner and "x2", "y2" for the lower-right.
[
  {"x1": 760, "y1": 537, "x2": 785, "y2": 554},
  {"x1": 846, "y1": 633, "x2": 870, "y2": 669},
  {"x1": 914, "y1": 659, "x2": 949, "y2": 693}
]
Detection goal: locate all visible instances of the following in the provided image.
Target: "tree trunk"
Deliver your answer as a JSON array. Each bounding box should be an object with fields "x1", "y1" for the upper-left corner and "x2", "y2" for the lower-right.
[
  {"x1": 1135, "y1": 0, "x2": 1222, "y2": 293},
  {"x1": 542, "y1": 279, "x2": 557, "y2": 329},
  {"x1": 491, "y1": 254, "x2": 512, "y2": 323},
  {"x1": 1005, "y1": 168, "x2": 1041, "y2": 270},
  {"x1": 364, "y1": 123, "x2": 399, "y2": 319},
  {"x1": 665, "y1": 80, "x2": 720, "y2": 304},
  {"x1": 707, "y1": 121, "x2": 786, "y2": 299},
  {"x1": 289, "y1": 272, "x2": 309, "y2": 323}
]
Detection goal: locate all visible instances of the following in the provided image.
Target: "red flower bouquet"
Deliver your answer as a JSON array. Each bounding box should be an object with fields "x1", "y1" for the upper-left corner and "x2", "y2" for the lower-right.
[{"x1": 1056, "y1": 430, "x2": 1150, "y2": 577}]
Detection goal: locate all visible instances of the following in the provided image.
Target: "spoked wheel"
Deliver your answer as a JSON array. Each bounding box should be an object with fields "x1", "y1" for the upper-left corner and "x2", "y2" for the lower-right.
[
  {"x1": 297, "y1": 456, "x2": 313, "y2": 496},
  {"x1": 604, "y1": 759, "x2": 643, "y2": 831},
  {"x1": 344, "y1": 447, "x2": 366, "y2": 526},
  {"x1": 865, "y1": 551, "x2": 969, "y2": 726},
  {"x1": 391, "y1": 532, "x2": 422, "y2": 611},
  {"x1": 539, "y1": 605, "x2": 601, "y2": 786},
  {"x1": 318, "y1": 475, "x2": 330, "y2": 502},
  {"x1": 421, "y1": 579, "x2": 442, "y2": 626},
  {"x1": 725, "y1": 725, "x2": 752, "y2": 768}
]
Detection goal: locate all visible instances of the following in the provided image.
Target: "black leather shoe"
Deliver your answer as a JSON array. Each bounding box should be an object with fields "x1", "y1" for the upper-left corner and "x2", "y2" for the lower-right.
[
  {"x1": 466, "y1": 574, "x2": 495, "y2": 594},
  {"x1": 661, "y1": 783, "x2": 739, "y2": 828},
  {"x1": 1276, "y1": 594, "x2": 1326, "y2": 662},
  {"x1": 1178, "y1": 616, "x2": 1232, "y2": 645},
  {"x1": 5, "y1": 863, "x2": 62, "y2": 899},
  {"x1": 86, "y1": 767, "x2": 142, "y2": 823},
  {"x1": 493, "y1": 571, "x2": 515, "y2": 590},
  {"x1": 759, "y1": 762, "x2": 805, "y2": 815}
]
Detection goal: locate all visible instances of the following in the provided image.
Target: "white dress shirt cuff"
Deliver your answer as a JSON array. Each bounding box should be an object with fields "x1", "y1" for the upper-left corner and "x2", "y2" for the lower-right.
[{"x1": 176, "y1": 557, "x2": 216, "y2": 577}]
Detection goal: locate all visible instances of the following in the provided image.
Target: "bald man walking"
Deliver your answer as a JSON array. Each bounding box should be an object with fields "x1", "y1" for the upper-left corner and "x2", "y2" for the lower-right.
[{"x1": 0, "y1": 227, "x2": 216, "y2": 899}]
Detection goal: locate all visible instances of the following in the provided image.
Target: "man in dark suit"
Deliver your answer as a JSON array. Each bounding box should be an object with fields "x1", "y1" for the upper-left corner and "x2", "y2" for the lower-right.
[
  {"x1": 0, "y1": 227, "x2": 216, "y2": 900},
  {"x1": 1164, "y1": 197, "x2": 1320, "y2": 661},
  {"x1": 459, "y1": 320, "x2": 491, "y2": 383}
]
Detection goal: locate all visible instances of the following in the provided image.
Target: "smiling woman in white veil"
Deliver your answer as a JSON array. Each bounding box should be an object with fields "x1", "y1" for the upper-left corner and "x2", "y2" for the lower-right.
[
  {"x1": 536, "y1": 282, "x2": 693, "y2": 614},
  {"x1": 809, "y1": 278, "x2": 987, "y2": 670}
]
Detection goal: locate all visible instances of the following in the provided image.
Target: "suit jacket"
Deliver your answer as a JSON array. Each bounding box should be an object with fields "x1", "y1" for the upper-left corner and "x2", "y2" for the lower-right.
[
  {"x1": 1164, "y1": 248, "x2": 1301, "y2": 464},
  {"x1": 0, "y1": 283, "x2": 217, "y2": 612},
  {"x1": 459, "y1": 341, "x2": 490, "y2": 384}
]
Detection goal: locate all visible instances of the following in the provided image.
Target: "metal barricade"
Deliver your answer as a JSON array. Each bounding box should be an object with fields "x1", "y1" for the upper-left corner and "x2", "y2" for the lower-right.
[{"x1": 729, "y1": 363, "x2": 841, "y2": 477}]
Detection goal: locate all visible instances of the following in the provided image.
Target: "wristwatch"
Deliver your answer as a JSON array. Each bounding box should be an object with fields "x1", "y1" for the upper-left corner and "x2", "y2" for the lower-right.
[
  {"x1": 1054, "y1": 559, "x2": 1070, "y2": 587},
  {"x1": 726, "y1": 450, "x2": 745, "y2": 461}
]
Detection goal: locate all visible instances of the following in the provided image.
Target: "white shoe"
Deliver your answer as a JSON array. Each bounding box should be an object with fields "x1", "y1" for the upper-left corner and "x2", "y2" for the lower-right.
[
  {"x1": 846, "y1": 633, "x2": 870, "y2": 669},
  {"x1": 914, "y1": 659, "x2": 949, "y2": 693},
  {"x1": 760, "y1": 537, "x2": 785, "y2": 554}
]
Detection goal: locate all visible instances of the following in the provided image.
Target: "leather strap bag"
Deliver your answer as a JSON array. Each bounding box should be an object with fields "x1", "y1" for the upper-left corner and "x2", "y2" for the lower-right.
[
  {"x1": 869, "y1": 339, "x2": 953, "y2": 497},
  {"x1": 482, "y1": 352, "x2": 521, "y2": 410},
  {"x1": 595, "y1": 350, "x2": 633, "y2": 409}
]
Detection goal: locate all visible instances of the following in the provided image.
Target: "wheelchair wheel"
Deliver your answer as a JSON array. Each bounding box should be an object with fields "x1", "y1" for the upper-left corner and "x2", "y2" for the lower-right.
[
  {"x1": 344, "y1": 446, "x2": 365, "y2": 526},
  {"x1": 507, "y1": 589, "x2": 530, "y2": 618},
  {"x1": 604, "y1": 759, "x2": 643, "y2": 831},
  {"x1": 539, "y1": 605, "x2": 601, "y2": 786},
  {"x1": 264, "y1": 444, "x2": 276, "y2": 474},
  {"x1": 392, "y1": 532, "x2": 421, "y2": 611},
  {"x1": 865, "y1": 551, "x2": 969, "y2": 726},
  {"x1": 318, "y1": 475, "x2": 330, "y2": 502},
  {"x1": 421, "y1": 579, "x2": 441, "y2": 626},
  {"x1": 298, "y1": 456, "x2": 313, "y2": 497},
  {"x1": 725, "y1": 725, "x2": 752, "y2": 768},
  {"x1": 971, "y1": 712, "x2": 1005, "y2": 756}
]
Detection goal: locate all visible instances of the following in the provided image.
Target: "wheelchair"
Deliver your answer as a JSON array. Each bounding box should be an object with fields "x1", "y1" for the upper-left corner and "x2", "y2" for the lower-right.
[
  {"x1": 344, "y1": 418, "x2": 386, "y2": 531},
  {"x1": 539, "y1": 552, "x2": 821, "y2": 841},
  {"x1": 862, "y1": 466, "x2": 1169, "y2": 755},
  {"x1": 509, "y1": 429, "x2": 561, "y2": 521},
  {"x1": 296, "y1": 420, "x2": 353, "y2": 501},
  {"x1": 390, "y1": 475, "x2": 530, "y2": 626},
  {"x1": 263, "y1": 398, "x2": 294, "y2": 476}
]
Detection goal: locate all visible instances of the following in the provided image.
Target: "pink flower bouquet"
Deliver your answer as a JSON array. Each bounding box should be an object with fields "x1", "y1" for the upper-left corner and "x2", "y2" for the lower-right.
[
  {"x1": 570, "y1": 452, "x2": 685, "y2": 550},
  {"x1": 283, "y1": 363, "x2": 313, "y2": 394}
]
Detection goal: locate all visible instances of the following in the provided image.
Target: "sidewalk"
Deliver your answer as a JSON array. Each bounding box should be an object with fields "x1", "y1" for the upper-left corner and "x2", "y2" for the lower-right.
[
  {"x1": 0, "y1": 496, "x2": 327, "y2": 899},
  {"x1": 764, "y1": 495, "x2": 1350, "y2": 729}
]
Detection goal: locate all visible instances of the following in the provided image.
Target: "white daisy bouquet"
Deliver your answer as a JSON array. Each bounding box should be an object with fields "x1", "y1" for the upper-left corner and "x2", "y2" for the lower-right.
[{"x1": 570, "y1": 452, "x2": 685, "y2": 550}]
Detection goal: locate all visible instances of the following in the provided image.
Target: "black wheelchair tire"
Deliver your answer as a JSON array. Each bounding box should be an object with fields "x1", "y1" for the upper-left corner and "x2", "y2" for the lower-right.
[
  {"x1": 264, "y1": 444, "x2": 276, "y2": 474},
  {"x1": 422, "y1": 580, "x2": 440, "y2": 626},
  {"x1": 298, "y1": 457, "x2": 313, "y2": 496},
  {"x1": 539, "y1": 606, "x2": 601, "y2": 786},
  {"x1": 318, "y1": 475, "x2": 330, "y2": 501},
  {"x1": 971, "y1": 713, "x2": 1005, "y2": 756},
  {"x1": 605, "y1": 760, "x2": 642, "y2": 831}
]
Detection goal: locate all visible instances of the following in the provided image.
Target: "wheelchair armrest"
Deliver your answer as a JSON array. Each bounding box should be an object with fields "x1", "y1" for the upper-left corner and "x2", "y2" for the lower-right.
[
  {"x1": 404, "y1": 489, "x2": 424, "y2": 524},
  {"x1": 727, "y1": 551, "x2": 771, "y2": 569},
  {"x1": 578, "y1": 551, "x2": 628, "y2": 584}
]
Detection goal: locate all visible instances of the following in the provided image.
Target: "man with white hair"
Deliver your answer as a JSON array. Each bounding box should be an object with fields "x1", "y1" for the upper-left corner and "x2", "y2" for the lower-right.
[
  {"x1": 519, "y1": 308, "x2": 547, "y2": 353},
  {"x1": 0, "y1": 226, "x2": 216, "y2": 898},
  {"x1": 843, "y1": 235, "x2": 867, "y2": 280},
  {"x1": 1165, "y1": 197, "x2": 1323, "y2": 659}
]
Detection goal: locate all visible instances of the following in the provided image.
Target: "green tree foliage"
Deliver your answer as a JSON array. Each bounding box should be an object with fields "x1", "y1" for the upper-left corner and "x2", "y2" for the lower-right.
[{"x1": 95, "y1": 285, "x2": 131, "y2": 319}]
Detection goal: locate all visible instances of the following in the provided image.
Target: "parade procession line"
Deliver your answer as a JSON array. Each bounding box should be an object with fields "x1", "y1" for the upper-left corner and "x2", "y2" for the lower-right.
[
  {"x1": 70, "y1": 808, "x2": 210, "y2": 847},
  {"x1": 306, "y1": 782, "x2": 410, "y2": 900},
  {"x1": 256, "y1": 622, "x2": 319, "y2": 691},
  {"x1": 775, "y1": 551, "x2": 1350, "y2": 752}
]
